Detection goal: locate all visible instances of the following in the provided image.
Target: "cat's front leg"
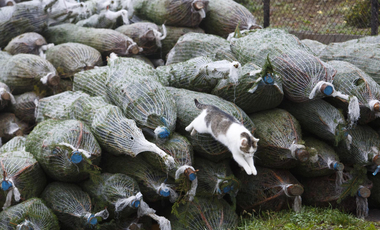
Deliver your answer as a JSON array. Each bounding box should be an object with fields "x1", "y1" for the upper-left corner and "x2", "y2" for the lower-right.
[
  {"x1": 231, "y1": 151, "x2": 252, "y2": 175},
  {"x1": 244, "y1": 155, "x2": 257, "y2": 175}
]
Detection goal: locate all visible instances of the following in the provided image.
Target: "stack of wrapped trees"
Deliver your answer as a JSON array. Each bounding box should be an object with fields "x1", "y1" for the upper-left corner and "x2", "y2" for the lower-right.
[{"x1": 1, "y1": 0, "x2": 380, "y2": 229}]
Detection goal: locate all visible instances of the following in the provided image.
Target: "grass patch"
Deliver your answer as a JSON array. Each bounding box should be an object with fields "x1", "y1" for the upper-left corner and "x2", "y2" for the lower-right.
[{"x1": 238, "y1": 206, "x2": 379, "y2": 230}]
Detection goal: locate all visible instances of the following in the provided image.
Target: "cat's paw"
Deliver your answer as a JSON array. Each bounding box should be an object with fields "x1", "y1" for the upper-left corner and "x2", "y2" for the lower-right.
[
  {"x1": 185, "y1": 125, "x2": 192, "y2": 132},
  {"x1": 244, "y1": 167, "x2": 252, "y2": 175},
  {"x1": 190, "y1": 129, "x2": 197, "y2": 136},
  {"x1": 251, "y1": 167, "x2": 257, "y2": 176}
]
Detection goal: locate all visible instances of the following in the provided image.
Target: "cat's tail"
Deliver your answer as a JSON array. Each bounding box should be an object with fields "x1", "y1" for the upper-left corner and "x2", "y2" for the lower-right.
[{"x1": 194, "y1": 99, "x2": 207, "y2": 110}]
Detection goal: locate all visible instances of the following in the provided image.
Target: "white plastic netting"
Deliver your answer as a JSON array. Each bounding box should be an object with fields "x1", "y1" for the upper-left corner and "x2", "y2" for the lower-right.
[
  {"x1": 0, "y1": 1, "x2": 48, "y2": 48},
  {"x1": 166, "y1": 32, "x2": 237, "y2": 65},
  {"x1": 0, "y1": 150, "x2": 46, "y2": 209},
  {"x1": 42, "y1": 0, "x2": 90, "y2": 25},
  {"x1": 328, "y1": 60, "x2": 380, "y2": 124},
  {"x1": 73, "y1": 66, "x2": 111, "y2": 102},
  {"x1": 25, "y1": 119, "x2": 101, "y2": 182},
  {"x1": 0, "y1": 198, "x2": 59, "y2": 230},
  {"x1": 319, "y1": 40, "x2": 380, "y2": 84},
  {"x1": 280, "y1": 99, "x2": 348, "y2": 146},
  {"x1": 4, "y1": 32, "x2": 47, "y2": 56},
  {"x1": 0, "y1": 53, "x2": 58, "y2": 94},
  {"x1": 336, "y1": 125, "x2": 380, "y2": 166},
  {"x1": 195, "y1": 159, "x2": 239, "y2": 198},
  {"x1": 106, "y1": 56, "x2": 177, "y2": 141},
  {"x1": 201, "y1": 0, "x2": 260, "y2": 38},
  {"x1": 41, "y1": 182, "x2": 109, "y2": 228},
  {"x1": 0, "y1": 136, "x2": 26, "y2": 153},
  {"x1": 230, "y1": 29, "x2": 357, "y2": 116},
  {"x1": 301, "y1": 39, "x2": 327, "y2": 56},
  {"x1": 131, "y1": 0, "x2": 208, "y2": 27},
  {"x1": 249, "y1": 109, "x2": 308, "y2": 168},
  {"x1": 76, "y1": 9, "x2": 129, "y2": 28},
  {"x1": 45, "y1": 42, "x2": 102, "y2": 78},
  {"x1": 10, "y1": 91, "x2": 39, "y2": 124},
  {"x1": 103, "y1": 154, "x2": 178, "y2": 203},
  {"x1": 170, "y1": 197, "x2": 238, "y2": 230},
  {"x1": 293, "y1": 136, "x2": 344, "y2": 178},
  {"x1": 236, "y1": 167, "x2": 303, "y2": 213}
]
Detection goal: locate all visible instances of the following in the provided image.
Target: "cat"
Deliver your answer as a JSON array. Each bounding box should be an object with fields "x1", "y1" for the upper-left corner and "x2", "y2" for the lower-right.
[{"x1": 185, "y1": 99, "x2": 259, "y2": 175}]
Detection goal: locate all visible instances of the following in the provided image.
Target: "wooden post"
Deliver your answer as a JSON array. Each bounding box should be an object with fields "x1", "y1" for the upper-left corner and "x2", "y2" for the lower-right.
[
  {"x1": 371, "y1": 0, "x2": 379, "y2": 35},
  {"x1": 264, "y1": 0, "x2": 270, "y2": 28}
]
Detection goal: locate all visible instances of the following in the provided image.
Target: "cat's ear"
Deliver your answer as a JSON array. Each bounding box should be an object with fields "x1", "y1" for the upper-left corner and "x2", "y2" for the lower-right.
[
  {"x1": 241, "y1": 138, "x2": 248, "y2": 147},
  {"x1": 251, "y1": 136, "x2": 259, "y2": 145}
]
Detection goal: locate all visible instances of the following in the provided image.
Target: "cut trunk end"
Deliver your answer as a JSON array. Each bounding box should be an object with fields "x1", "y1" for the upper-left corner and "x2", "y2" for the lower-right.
[
  {"x1": 184, "y1": 168, "x2": 196, "y2": 181},
  {"x1": 295, "y1": 149, "x2": 309, "y2": 162},
  {"x1": 286, "y1": 184, "x2": 304, "y2": 196},
  {"x1": 47, "y1": 74, "x2": 60, "y2": 86},
  {"x1": 35, "y1": 38, "x2": 46, "y2": 46},
  {"x1": 373, "y1": 102, "x2": 380, "y2": 112},
  {"x1": 70, "y1": 151, "x2": 83, "y2": 164},
  {"x1": 320, "y1": 84, "x2": 334, "y2": 96},
  {"x1": 1, "y1": 92, "x2": 10, "y2": 101},
  {"x1": 131, "y1": 199, "x2": 140, "y2": 208},
  {"x1": 128, "y1": 44, "x2": 140, "y2": 55},
  {"x1": 357, "y1": 186, "x2": 371, "y2": 198},
  {"x1": 193, "y1": 1, "x2": 205, "y2": 10},
  {"x1": 373, "y1": 155, "x2": 380, "y2": 165}
]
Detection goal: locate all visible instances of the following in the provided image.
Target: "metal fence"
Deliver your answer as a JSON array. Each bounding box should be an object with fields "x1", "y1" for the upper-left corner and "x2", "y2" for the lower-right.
[{"x1": 237, "y1": 0, "x2": 379, "y2": 44}]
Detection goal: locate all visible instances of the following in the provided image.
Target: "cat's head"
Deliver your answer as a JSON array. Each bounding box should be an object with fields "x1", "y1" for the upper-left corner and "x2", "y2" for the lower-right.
[{"x1": 239, "y1": 132, "x2": 259, "y2": 154}]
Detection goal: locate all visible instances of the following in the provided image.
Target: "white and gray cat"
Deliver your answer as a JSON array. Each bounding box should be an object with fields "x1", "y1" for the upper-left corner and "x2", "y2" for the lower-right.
[{"x1": 185, "y1": 99, "x2": 259, "y2": 175}]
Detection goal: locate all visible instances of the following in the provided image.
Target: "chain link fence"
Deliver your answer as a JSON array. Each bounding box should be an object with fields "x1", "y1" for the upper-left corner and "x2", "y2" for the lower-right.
[{"x1": 236, "y1": 0, "x2": 379, "y2": 44}]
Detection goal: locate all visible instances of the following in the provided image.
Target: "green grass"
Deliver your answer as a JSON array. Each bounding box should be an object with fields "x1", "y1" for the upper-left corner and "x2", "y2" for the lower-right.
[{"x1": 238, "y1": 206, "x2": 379, "y2": 230}]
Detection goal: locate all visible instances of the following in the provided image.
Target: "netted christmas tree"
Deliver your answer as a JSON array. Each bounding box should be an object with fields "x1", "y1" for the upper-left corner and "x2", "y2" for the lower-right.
[
  {"x1": 336, "y1": 124, "x2": 380, "y2": 167},
  {"x1": 320, "y1": 40, "x2": 380, "y2": 84},
  {"x1": 0, "y1": 198, "x2": 59, "y2": 230},
  {"x1": 169, "y1": 197, "x2": 238, "y2": 230},
  {"x1": 116, "y1": 22, "x2": 166, "y2": 55},
  {"x1": 301, "y1": 39, "x2": 326, "y2": 56},
  {"x1": 82, "y1": 173, "x2": 142, "y2": 219},
  {"x1": 130, "y1": 0, "x2": 208, "y2": 28},
  {"x1": 43, "y1": 23, "x2": 141, "y2": 56},
  {"x1": 229, "y1": 29, "x2": 359, "y2": 124},
  {"x1": 73, "y1": 66, "x2": 111, "y2": 102},
  {"x1": 167, "y1": 87, "x2": 255, "y2": 162},
  {"x1": 0, "y1": 150, "x2": 47, "y2": 209},
  {"x1": 0, "y1": 81, "x2": 14, "y2": 111},
  {"x1": 249, "y1": 108, "x2": 309, "y2": 169},
  {"x1": 236, "y1": 166, "x2": 304, "y2": 213},
  {"x1": 4, "y1": 32, "x2": 49, "y2": 56},
  {"x1": 200, "y1": 0, "x2": 261, "y2": 38},
  {"x1": 159, "y1": 25, "x2": 204, "y2": 59},
  {"x1": 143, "y1": 132, "x2": 197, "y2": 201},
  {"x1": 45, "y1": 42, "x2": 103, "y2": 78},
  {"x1": 25, "y1": 119, "x2": 101, "y2": 182},
  {"x1": 0, "y1": 113, "x2": 29, "y2": 143},
  {"x1": 0, "y1": 1, "x2": 48, "y2": 48},
  {"x1": 9, "y1": 91, "x2": 39, "y2": 124},
  {"x1": 212, "y1": 59, "x2": 284, "y2": 114},
  {"x1": 292, "y1": 137, "x2": 344, "y2": 178},
  {"x1": 103, "y1": 153, "x2": 178, "y2": 203},
  {"x1": 195, "y1": 158, "x2": 239, "y2": 199},
  {"x1": 0, "y1": 53, "x2": 59, "y2": 94},
  {"x1": 41, "y1": 182, "x2": 109, "y2": 229},
  {"x1": 328, "y1": 60, "x2": 380, "y2": 124},
  {"x1": 106, "y1": 56, "x2": 177, "y2": 143},
  {"x1": 166, "y1": 33, "x2": 237, "y2": 65},
  {"x1": 280, "y1": 99, "x2": 349, "y2": 146},
  {"x1": 0, "y1": 136, "x2": 26, "y2": 153},
  {"x1": 35, "y1": 91, "x2": 175, "y2": 168},
  {"x1": 301, "y1": 168, "x2": 372, "y2": 219}
]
